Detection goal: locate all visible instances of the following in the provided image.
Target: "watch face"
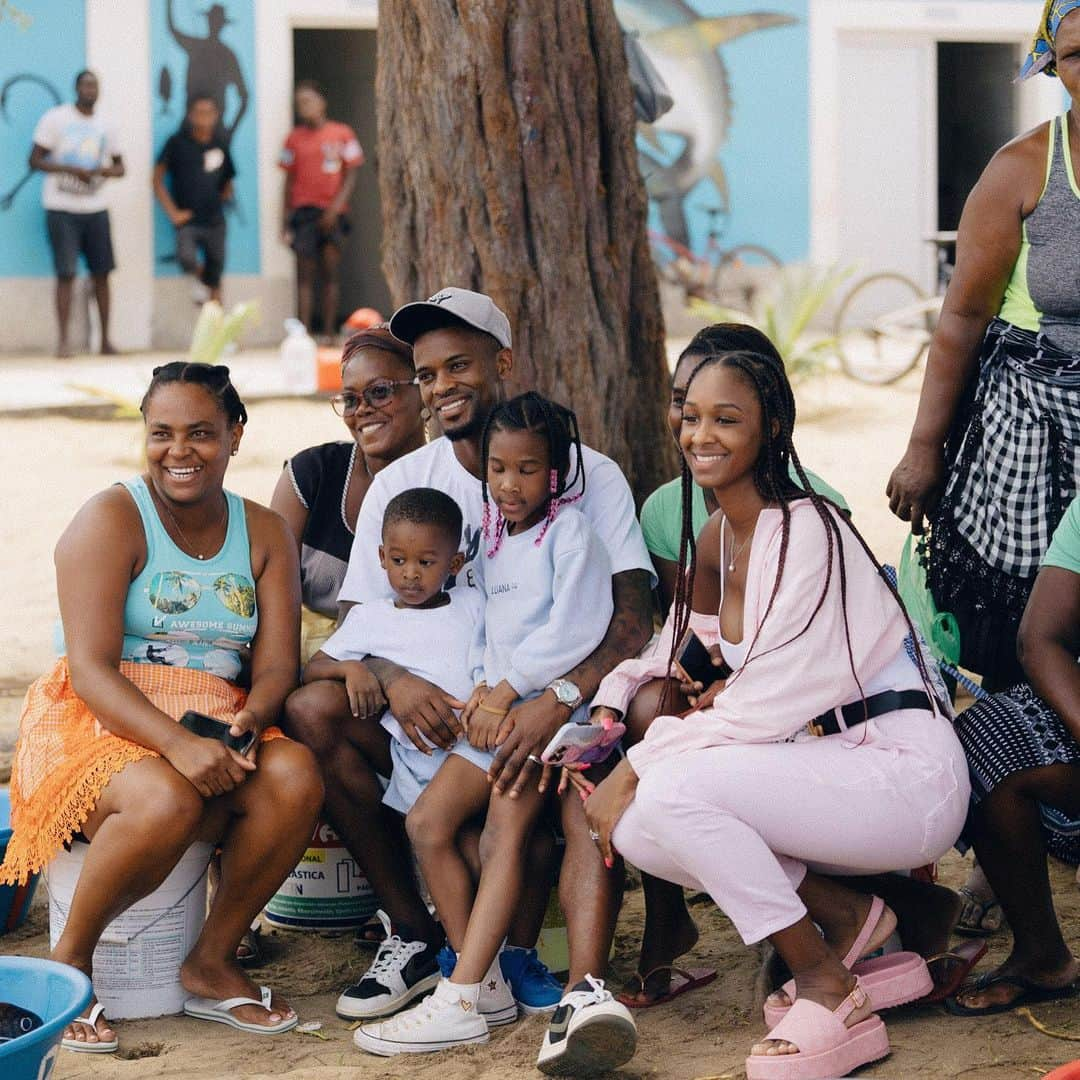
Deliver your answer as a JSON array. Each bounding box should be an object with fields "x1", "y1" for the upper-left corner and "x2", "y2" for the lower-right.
[{"x1": 553, "y1": 681, "x2": 580, "y2": 706}]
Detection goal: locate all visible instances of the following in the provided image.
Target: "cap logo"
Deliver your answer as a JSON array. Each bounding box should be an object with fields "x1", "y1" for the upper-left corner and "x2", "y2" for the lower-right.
[{"x1": 428, "y1": 291, "x2": 453, "y2": 305}]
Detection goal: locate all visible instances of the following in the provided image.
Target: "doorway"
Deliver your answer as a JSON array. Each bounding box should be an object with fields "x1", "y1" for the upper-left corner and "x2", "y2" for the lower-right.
[
  {"x1": 937, "y1": 43, "x2": 1018, "y2": 231},
  {"x1": 292, "y1": 28, "x2": 391, "y2": 329}
]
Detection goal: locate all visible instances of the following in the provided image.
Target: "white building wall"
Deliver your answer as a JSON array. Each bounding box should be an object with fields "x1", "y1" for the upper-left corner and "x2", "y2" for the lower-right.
[{"x1": 809, "y1": 0, "x2": 1063, "y2": 289}]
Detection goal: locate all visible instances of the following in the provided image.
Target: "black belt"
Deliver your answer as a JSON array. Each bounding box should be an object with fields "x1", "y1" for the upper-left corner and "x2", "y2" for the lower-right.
[{"x1": 808, "y1": 690, "x2": 933, "y2": 737}]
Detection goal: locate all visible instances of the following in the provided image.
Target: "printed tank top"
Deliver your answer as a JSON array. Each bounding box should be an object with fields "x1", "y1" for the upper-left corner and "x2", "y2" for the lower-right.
[
  {"x1": 999, "y1": 113, "x2": 1080, "y2": 353},
  {"x1": 120, "y1": 477, "x2": 258, "y2": 683}
]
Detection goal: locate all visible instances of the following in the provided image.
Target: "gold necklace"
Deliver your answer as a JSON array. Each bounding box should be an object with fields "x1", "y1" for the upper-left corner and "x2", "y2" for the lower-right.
[
  {"x1": 722, "y1": 515, "x2": 754, "y2": 573},
  {"x1": 153, "y1": 486, "x2": 226, "y2": 560}
]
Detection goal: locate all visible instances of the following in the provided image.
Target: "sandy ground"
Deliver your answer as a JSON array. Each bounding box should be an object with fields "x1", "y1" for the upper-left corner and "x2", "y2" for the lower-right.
[{"x1": 2, "y1": 366, "x2": 1079, "y2": 1078}]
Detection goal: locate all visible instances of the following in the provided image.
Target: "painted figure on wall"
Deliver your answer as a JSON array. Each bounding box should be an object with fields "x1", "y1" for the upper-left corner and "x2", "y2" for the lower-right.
[
  {"x1": 164, "y1": 0, "x2": 248, "y2": 146},
  {"x1": 0, "y1": 74, "x2": 61, "y2": 210},
  {"x1": 618, "y1": 0, "x2": 796, "y2": 246}
]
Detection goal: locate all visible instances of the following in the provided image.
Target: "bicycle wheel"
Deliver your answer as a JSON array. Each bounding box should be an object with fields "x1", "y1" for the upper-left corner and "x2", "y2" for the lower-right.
[
  {"x1": 710, "y1": 245, "x2": 782, "y2": 309},
  {"x1": 834, "y1": 272, "x2": 932, "y2": 385}
]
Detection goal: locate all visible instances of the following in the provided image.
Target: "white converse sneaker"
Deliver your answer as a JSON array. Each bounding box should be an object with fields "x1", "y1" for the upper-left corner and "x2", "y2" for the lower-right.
[
  {"x1": 353, "y1": 978, "x2": 489, "y2": 1056},
  {"x1": 335, "y1": 911, "x2": 441, "y2": 1020},
  {"x1": 536, "y1": 975, "x2": 637, "y2": 1076},
  {"x1": 478, "y1": 954, "x2": 518, "y2": 1027}
]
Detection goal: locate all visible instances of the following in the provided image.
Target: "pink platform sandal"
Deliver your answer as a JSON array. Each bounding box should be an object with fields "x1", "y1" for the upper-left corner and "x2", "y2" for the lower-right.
[
  {"x1": 763, "y1": 896, "x2": 933, "y2": 1026},
  {"x1": 746, "y1": 980, "x2": 890, "y2": 1080}
]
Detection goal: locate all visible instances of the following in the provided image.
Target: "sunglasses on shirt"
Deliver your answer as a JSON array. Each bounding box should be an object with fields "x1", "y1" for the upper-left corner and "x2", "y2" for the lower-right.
[{"x1": 330, "y1": 379, "x2": 417, "y2": 416}]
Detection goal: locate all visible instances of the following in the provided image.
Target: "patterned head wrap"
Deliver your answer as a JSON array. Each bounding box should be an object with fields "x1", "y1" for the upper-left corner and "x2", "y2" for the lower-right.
[{"x1": 1019, "y1": 0, "x2": 1080, "y2": 80}]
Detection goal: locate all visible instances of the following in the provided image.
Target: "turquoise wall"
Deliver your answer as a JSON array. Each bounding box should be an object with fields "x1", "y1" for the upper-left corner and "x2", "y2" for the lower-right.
[{"x1": 0, "y1": 2, "x2": 87, "y2": 277}]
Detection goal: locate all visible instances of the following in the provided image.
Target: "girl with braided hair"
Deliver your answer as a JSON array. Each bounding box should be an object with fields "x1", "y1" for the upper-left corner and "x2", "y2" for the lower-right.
[
  {"x1": 354, "y1": 392, "x2": 614, "y2": 1056},
  {"x1": 583, "y1": 352, "x2": 970, "y2": 1079}
]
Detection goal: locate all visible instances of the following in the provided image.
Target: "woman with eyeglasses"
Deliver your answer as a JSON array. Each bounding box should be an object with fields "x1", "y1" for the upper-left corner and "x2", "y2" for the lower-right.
[
  {"x1": 0, "y1": 362, "x2": 324, "y2": 1053},
  {"x1": 271, "y1": 327, "x2": 427, "y2": 659}
]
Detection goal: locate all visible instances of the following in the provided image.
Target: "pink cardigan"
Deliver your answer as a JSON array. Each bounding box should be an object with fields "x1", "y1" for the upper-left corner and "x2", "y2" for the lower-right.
[{"x1": 594, "y1": 502, "x2": 923, "y2": 777}]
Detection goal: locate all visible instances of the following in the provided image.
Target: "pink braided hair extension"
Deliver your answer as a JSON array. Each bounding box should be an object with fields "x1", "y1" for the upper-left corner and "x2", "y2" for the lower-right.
[{"x1": 535, "y1": 468, "x2": 583, "y2": 547}]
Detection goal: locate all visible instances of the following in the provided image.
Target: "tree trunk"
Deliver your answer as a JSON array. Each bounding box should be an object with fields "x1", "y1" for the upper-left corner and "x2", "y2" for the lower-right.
[{"x1": 376, "y1": 0, "x2": 676, "y2": 503}]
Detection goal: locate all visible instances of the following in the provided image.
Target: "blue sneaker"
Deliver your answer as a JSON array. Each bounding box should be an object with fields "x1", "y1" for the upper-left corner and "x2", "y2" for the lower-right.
[
  {"x1": 500, "y1": 946, "x2": 563, "y2": 1014},
  {"x1": 436, "y1": 944, "x2": 457, "y2": 978}
]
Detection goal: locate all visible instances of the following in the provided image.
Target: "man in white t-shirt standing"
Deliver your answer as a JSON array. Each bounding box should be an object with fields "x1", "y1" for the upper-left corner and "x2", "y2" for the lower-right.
[
  {"x1": 285, "y1": 288, "x2": 654, "y2": 1075},
  {"x1": 30, "y1": 70, "x2": 124, "y2": 357}
]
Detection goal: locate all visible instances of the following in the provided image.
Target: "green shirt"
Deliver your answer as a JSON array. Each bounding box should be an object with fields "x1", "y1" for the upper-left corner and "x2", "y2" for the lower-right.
[
  {"x1": 639, "y1": 468, "x2": 851, "y2": 563},
  {"x1": 1043, "y1": 496, "x2": 1080, "y2": 575}
]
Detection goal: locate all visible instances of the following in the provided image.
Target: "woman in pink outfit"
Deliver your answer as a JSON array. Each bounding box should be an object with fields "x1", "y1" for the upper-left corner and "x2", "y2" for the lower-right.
[{"x1": 583, "y1": 349, "x2": 970, "y2": 1080}]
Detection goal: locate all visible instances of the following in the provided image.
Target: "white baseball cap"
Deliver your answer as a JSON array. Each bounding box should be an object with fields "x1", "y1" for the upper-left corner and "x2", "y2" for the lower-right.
[{"x1": 389, "y1": 287, "x2": 512, "y2": 350}]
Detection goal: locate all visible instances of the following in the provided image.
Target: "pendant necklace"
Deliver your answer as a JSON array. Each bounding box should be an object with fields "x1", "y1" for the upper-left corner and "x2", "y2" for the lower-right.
[
  {"x1": 722, "y1": 515, "x2": 754, "y2": 573},
  {"x1": 154, "y1": 487, "x2": 226, "y2": 560}
]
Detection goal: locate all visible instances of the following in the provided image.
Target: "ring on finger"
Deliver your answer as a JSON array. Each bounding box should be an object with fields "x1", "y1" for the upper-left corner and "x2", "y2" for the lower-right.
[
  {"x1": 589, "y1": 830, "x2": 601, "y2": 842},
  {"x1": 527, "y1": 754, "x2": 543, "y2": 765}
]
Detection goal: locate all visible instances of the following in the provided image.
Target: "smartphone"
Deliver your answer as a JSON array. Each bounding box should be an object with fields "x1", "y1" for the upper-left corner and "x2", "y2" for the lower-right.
[
  {"x1": 179, "y1": 710, "x2": 256, "y2": 755},
  {"x1": 541, "y1": 719, "x2": 626, "y2": 767},
  {"x1": 672, "y1": 630, "x2": 731, "y2": 688}
]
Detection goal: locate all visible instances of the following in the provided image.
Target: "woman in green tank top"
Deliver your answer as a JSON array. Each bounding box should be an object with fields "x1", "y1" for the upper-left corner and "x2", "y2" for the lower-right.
[
  {"x1": 0, "y1": 363, "x2": 323, "y2": 1053},
  {"x1": 888, "y1": 2, "x2": 1080, "y2": 692}
]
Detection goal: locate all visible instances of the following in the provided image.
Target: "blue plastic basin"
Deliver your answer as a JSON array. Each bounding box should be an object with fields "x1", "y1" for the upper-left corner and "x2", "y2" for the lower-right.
[
  {"x1": 0, "y1": 957, "x2": 92, "y2": 1080},
  {"x1": 0, "y1": 789, "x2": 40, "y2": 934}
]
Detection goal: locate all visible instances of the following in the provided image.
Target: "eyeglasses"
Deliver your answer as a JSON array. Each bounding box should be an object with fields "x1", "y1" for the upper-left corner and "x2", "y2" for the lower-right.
[{"x1": 330, "y1": 379, "x2": 417, "y2": 416}]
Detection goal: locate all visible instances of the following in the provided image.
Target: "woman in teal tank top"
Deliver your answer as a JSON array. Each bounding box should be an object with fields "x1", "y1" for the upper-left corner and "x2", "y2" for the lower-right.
[
  {"x1": 888, "y1": 2, "x2": 1080, "y2": 692},
  {"x1": 0, "y1": 363, "x2": 322, "y2": 1052}
]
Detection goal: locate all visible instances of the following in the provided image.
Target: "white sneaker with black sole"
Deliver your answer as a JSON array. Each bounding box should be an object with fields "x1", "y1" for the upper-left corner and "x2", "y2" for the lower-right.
[
  {"x1": 536, "y1": 975, "x2": 637, "y2": 1076},
  {"x1": 353, "y1": 978, "x2": 489, "y2": 1056},
  {"x1": 335, "y1": 911, "x2": 441, "y2": 1020},
  {"x1": 477, "y1": 954, "x2": 518, "y2": 1027}
]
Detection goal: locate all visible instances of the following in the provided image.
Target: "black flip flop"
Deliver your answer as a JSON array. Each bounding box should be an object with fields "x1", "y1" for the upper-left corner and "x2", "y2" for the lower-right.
[{"x1": 945, "y1": 971, "x2": 1080, "y2": 1016}]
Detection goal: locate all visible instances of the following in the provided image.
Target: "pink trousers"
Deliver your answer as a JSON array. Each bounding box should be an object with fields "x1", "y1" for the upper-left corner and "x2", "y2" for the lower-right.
[{"x1": 611, "y1": 712, "x2": 970, "y2": 944}]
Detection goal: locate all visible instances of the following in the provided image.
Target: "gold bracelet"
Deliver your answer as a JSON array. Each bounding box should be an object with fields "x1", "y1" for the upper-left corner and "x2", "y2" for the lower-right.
[{"x1": 475, "y1": 701, "x2": 509, "y2": 718}]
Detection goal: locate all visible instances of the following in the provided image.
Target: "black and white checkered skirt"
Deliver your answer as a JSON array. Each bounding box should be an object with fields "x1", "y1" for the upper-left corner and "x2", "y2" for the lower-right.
[
  {"x1": 928, "y1": 319, "x2": 1080, "y2": 686},
  {"x1": 955, "y1": 683, "x2": 1080, "y2": 864}
]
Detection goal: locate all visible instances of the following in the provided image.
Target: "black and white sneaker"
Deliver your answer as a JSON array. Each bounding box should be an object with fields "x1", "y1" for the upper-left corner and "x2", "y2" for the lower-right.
[
  {"x1": 336, "y1": 910, "x2": 441, "y2": 1020},
  {"x1": 536, "y1": 975, "x2": 637, "y2": 1076}
]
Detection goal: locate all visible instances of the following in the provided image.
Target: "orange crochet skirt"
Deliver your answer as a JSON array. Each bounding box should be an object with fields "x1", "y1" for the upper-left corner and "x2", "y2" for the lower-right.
[{"x1": 1, "y1": 658, "x2": 283, "y2": 886}]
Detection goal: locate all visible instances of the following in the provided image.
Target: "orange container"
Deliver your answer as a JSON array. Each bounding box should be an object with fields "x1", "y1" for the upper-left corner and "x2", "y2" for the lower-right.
[
  {"x1": 1045, "y1": 1062, "x2": 1080, "y2": 1080},
  {"x1": 316, "y1": 346, "x2": 343, "y2": 392}
]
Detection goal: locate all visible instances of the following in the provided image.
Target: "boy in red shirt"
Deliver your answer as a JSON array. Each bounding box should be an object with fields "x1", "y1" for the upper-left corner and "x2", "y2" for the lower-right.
[{"x1": 280, "y1": 81, "x2": 363, "y2": 338}]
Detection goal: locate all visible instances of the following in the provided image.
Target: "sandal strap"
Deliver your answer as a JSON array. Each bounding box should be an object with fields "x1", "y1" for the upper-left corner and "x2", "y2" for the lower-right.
[
  {"x1": 71, "y1": 1002, "x2": 106, "y2": 1028},
  {"x1": 215, "y1": 995, "x2": 266, "y2": 1013},
  {"x1": 842, "y1": 896, "x2": 885, "y2": 968}
]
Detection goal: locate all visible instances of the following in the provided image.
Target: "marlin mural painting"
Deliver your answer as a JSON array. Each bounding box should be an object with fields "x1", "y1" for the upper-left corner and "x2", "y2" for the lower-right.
[{"x1": 617, "y1": 0, "x2": 797, "y2": 246}]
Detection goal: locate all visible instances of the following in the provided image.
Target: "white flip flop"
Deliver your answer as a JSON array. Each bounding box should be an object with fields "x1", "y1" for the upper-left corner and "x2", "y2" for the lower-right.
[
  {"x1": 183, "y1": 984, "x2": 298, "y2": 1035},
  {"x1": 61, "y1": 1001, "x2": 119, "y2": 1054}
]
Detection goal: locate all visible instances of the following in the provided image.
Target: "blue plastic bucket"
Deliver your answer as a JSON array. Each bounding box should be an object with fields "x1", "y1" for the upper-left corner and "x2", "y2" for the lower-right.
[
  {"x1": 0, "y1": 790, "x2": 40, "y2": 934},
  {"x1": 0, "y1": 957, "x2": 92, "y2": 1080}
]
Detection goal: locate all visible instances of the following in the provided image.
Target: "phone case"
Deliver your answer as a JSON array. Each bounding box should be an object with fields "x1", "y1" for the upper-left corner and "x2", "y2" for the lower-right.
[
  {"x1": 674, "y1": 630, "x2": 730, "y2": 687},
  {"x1": 179, "y1": 710, "x2": 256, "y2": 755},
  {"x1": 540, "y1": 719, "x2": 626, "y2": 766}
]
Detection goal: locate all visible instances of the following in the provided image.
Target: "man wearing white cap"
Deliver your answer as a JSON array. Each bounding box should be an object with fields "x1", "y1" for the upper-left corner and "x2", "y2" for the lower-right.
[{"x1": 284, "y1": 287, "x2": 653, "y2": 1075}]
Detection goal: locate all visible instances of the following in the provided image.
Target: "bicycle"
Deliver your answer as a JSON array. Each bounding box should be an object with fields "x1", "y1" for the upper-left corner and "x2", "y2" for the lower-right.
[
  {"x1": 649, "y1": 205, "x2": 782, "y2": 311},
  {"x1": 833, "y1": 232, "x2": 956, "y2": 384}
]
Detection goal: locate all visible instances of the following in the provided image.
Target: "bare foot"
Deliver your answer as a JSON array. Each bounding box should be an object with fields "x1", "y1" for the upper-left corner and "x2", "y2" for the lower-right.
[
  {"x1": 753, "y1": 972, "x2": 873, "y2": 1058},
  {"x1": 765, "y1": 895, "x2": 896, "y2": 1011},
  {"x1": 180, "y1": 953, "x2": 295, "y2": 1027},
  {"x1": 63, "y1": 995, "x2": 115, "y2": 1048},
  {"x1": 953, "y1": 954, "x2": 1080, "y2": 1012},
  {"x1": 99, "y1": 341, "x2": 121, "y2": 356},
  {"x1": 622, "y1": 909, "x2": 699, "y2": 1004}
]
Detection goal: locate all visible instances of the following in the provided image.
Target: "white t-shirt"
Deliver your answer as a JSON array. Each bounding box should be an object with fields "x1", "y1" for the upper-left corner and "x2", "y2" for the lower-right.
[
  {"x1": 482, "y1": 509, "x2": 613, "y2": 697},
  {"x1": 32, "y1": 104, "x2": 120, "y2": 213},
  {"x1": 322, "y1": 590, "x2": 484, "y2": 748},
  {"x1": 338, "y1": 436, "x2": 654, "y2": 604}
]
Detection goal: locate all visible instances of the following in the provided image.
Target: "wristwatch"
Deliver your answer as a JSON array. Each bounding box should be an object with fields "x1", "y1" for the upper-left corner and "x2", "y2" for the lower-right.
[{"x1": 547, "y1": 678, "x2": 583, "y2": 711}]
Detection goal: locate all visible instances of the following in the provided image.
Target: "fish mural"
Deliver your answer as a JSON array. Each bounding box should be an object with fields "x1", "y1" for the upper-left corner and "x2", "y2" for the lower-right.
[{"x1": 617, "y1": 0, "x2": 798, "y2": 246}]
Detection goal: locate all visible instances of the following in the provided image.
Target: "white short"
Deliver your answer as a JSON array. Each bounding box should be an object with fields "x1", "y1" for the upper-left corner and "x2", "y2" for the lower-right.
[{"x1": 382, "y1": 737, "x2": 497, "y2": 816}]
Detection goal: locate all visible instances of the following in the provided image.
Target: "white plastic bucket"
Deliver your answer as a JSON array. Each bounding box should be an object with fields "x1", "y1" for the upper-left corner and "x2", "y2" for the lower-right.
[
  {"x1": 264, "y1": 820, "x2": 377, "y2": 930},
  {"x1": 47, "y1": 841, "x2": 211, "y2": 1019}
]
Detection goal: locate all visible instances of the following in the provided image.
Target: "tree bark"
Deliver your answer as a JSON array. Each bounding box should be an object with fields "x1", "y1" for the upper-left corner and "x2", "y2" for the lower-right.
[{"x1": 376, "y1": 0, "x2": 676, "y2": 503}]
